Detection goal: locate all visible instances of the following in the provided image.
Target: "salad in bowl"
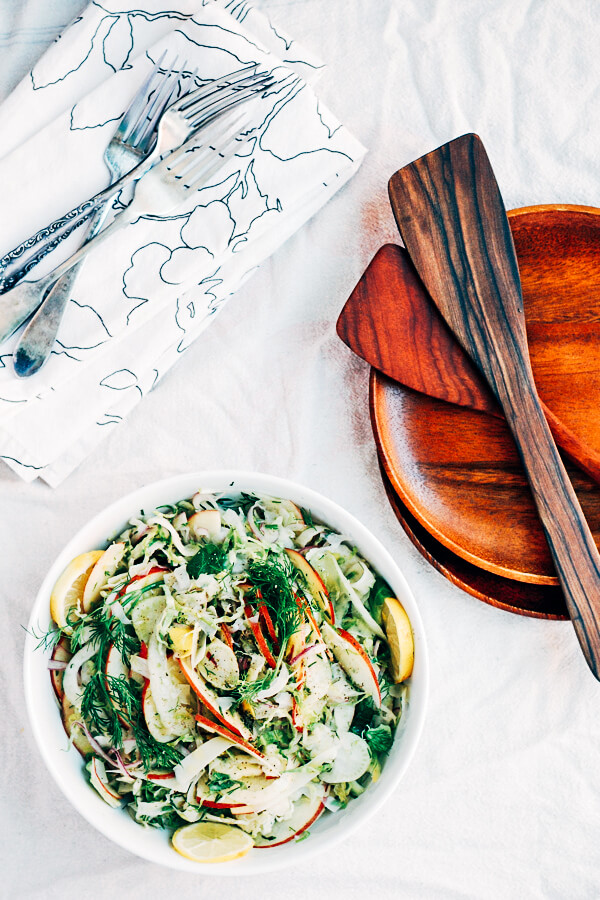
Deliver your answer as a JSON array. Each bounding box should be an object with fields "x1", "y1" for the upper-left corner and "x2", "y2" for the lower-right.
[{"x1": 25, "y1": 473, "x2": 427, "y2": 872}]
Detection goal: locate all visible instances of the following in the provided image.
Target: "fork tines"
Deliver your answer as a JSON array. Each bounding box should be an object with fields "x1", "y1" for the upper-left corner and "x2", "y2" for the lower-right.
[
  {"x1": 165, "y1": 110, "x2": 249, "y2": 187},
  {"x1": 117, "y1": 53, "x2": 192, "y2": 151}
]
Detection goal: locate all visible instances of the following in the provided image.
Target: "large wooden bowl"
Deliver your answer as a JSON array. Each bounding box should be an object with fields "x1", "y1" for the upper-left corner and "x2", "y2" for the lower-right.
[{"x1": 370, "y1": 205, "x2": 600, "y2": 586}]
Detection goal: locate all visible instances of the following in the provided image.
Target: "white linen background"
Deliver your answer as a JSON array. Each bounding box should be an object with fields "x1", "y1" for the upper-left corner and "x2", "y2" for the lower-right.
[{"x1": 1, "y1": 1, "x2": 600, "y2": 898}]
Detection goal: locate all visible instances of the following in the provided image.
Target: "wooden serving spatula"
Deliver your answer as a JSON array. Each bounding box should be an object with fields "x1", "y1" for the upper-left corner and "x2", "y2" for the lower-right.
[
  {"x1": 336, "y1": 243, "x2": 600, "y2": 484},
  {"x1": 388, "y1": 133, "x2": 600, "y2": 679}
]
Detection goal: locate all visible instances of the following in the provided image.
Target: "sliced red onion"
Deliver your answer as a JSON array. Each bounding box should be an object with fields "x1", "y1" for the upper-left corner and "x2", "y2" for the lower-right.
[
  {"x1": 47, "y1": 660, "x2": 68, "y2": 671},
  {"x1": 73, "y1": 720, "x2": 114, "y2": 764},
  {"x1": 111, "y1": 749, "x2": 137, "y2": 782},
  {"x1": 131, "y1": 524, "x2": 151, "y2": 545},
  {"x1": 289, "y1": 644, "x2": 322, "y2": 667}
]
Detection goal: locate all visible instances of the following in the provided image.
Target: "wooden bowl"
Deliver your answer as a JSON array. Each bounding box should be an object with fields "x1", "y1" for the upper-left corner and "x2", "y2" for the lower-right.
[
  {"x1": 377, "y1": 462, "x2": 568, "y2": 619},
  {"x1": 370, "y1": 205, "x2": 600, "y2": 586}
]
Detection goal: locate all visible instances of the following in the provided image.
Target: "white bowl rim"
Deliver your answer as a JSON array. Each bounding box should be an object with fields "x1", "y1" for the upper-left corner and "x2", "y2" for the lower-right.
[{"x1": 23, "y1": 470, "x2": 429, "y2": 875}]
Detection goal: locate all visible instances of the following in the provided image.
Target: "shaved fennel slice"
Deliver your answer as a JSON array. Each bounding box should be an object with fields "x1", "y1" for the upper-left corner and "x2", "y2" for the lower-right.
[
  {"x1": 147, "y1": 631, "x2": 194, "y2": 737},
  {"x1": 131, "y1": 594, "x2": 166, "y2": 645},
  {"x1": 143, "y1": 685, "x2": 177, "y2": 744},
  {"x1": 308, "y1": 550, "x2": 384, "y2": 638},
  {"x1": 321, "y1": 732, "x2": 370, "y2": 783},
  {"x1": 174, "y1": 737, "x2": 233, "y2": 792},
  {"x1": 222, "y1": 771, "x2": 319, "y2": 815},
  {"x1": 62, "y1": 643, "x2": 97, "y2": 708}
]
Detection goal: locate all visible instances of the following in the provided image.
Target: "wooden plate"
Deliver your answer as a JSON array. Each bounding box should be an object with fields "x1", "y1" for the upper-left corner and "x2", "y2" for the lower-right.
[
  {"x1": 370, "y1": 205, "x2": 600, "y2": 585},
  {"x1": 378, "y1": 462, "x2": 568, "y2": 619}
]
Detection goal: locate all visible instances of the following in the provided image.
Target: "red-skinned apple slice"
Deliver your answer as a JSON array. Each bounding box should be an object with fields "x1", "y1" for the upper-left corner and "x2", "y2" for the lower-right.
[
  {"x1": 105, "y1": 643, "x2": 128, "y2": 680},
  {"x1": 253, "y1": 785, "x2": 326, "y2": 847},
  {"x1": 194, "y1": 713, "x2": 264, "y2": 762},
  {"x1": 239, "y1": 583, "x2": 279, "y2": 655},
  {"x1": 258, "y1": 603, "x2": 279, "y2": 650},
  {"x1": 178, "y1": 657, "x2": 252, "y2": 740},
  {"x1": 145, "y1": 771, "x2": 179, "y2": 791},
  {"x1": 220, "y1": 622, "x2": 234, "y2": 651},
  {"x1": 321, "y1": 622, "x2": 381, "y2": 708},
  {"x1": 197, "y1": 773, "x2": 273, "y2": 810},
  {"x1": 285, "y1": 548, "x2": 335, "y2": 624},
  {"x1": 89, "y1": 757, "x2": 122, "y2": 808},
  {"x1": 50, "y1": 636, "x2": 71, "y2": 700},
  {"x1": 244, "y1": 603, "x2": 277, "y2": 668},
  {"x1": 147, "y1": 769, "x2": 176, "y2": 781},
  {"x1": 117, "y1": 565, "x2": 168, "y2": 599}
]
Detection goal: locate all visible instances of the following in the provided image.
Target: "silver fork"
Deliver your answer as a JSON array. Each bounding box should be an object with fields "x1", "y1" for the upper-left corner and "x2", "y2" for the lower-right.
[
  {"x1": 0, "y1": 64, "x2": 276, "y2": 293},
  {"x1": 11, "y1": 52, "x2": 189, "y2": 377},
  {"x1": 0, "y1": 110, "x2": 250, "y2": 350},
  {"x1": 0, "y1": 67, "x2": 277, "y2": 349}
]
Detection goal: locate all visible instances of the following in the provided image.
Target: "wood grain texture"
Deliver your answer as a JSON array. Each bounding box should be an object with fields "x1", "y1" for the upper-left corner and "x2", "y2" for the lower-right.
[
  {"x1": 337, "y1": 242, "x2": 600, "y2": 483},
  {"x1": 377, "y1": 460, "x2": 568, "y2": 620},
  {"x1": 388, "y1": 134, "x2": 600, "y2": 678},
  {"x1": 363, "y1": 207, "x2": 600, "y2": 587}
]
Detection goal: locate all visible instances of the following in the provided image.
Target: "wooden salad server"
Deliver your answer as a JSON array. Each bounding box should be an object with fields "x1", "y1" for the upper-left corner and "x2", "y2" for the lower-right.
[
  {"x1": 336, "y1": 243, "x2": 600, "y2": 484},
  {"x1": 388, "y1": 133, "x2": 600, "y2": 679}
]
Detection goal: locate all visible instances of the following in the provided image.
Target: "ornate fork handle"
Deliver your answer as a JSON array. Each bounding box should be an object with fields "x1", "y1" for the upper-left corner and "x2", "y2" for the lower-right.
[
  {"x1": 0, "y1": 202, "x2": 104, "y2": 291},
  {"x1": 0, "y1": 163, "x2": 143, "y2": 291},
  {"x1": 1, "y1": 197, "x2": 100, "y2": 267}
]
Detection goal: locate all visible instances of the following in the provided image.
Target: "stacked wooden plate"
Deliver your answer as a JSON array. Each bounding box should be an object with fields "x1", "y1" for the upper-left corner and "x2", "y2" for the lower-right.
[{"x1": 344, "y1": 205, "x2": 600, "y2": 619}]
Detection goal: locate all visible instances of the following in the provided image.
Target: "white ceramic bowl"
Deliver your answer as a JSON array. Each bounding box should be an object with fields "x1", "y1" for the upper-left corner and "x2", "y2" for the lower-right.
[{"x1": 24, "y1": 471, "x2": 429, "y2": 875}]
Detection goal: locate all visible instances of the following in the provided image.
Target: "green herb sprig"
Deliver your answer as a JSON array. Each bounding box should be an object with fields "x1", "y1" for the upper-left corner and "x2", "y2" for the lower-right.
[
  {"x1": 246, "y1": 555, "x2": 302, "y2": 647},
  {"x1": 231, "y1": 555, "x2": 302, "y2": 703},
  {"x1": 206, "y1": 772, "x2": 243, "y2": 799},
  {"x1": 187, "y1": 543, "x2": 228, "y2": 579}
]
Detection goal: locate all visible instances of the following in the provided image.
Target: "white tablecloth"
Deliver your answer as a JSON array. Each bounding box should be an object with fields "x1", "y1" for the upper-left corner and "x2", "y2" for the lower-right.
[{"x1": 2, "y1": 1, "x2": 600, "y2": 897}]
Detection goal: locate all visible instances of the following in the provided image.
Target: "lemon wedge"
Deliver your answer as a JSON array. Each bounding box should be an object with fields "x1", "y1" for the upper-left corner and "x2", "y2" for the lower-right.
[
  {"x1": 381, "y1": 597, "x2": 414, "y2": 683},
  {"x1": 50, "y1": 550, "x2": 104, "y2": 630},
  {"x1": 172, "y1": 821, "x2": 253, "y2": 863}
]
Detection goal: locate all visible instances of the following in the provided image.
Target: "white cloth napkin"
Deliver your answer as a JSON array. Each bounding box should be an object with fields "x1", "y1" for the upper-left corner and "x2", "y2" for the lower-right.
[{"x1": 0, "y1": 0, "x2": 365, "y2": 486}]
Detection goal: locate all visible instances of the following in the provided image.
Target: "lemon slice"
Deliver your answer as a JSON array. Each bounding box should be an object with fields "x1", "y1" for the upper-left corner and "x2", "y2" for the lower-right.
[
  {"x1": 50, "y1": 551, "x2": 104, "y2": 630},
  {"x1": 172, "y1": 822, "x2": 253, "y2": 863},
  {"x1": 381, "y1": 597, "x2": 414, "y2": 683}
]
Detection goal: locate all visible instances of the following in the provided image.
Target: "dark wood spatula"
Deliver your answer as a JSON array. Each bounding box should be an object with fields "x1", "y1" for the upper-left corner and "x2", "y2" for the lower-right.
[
  {"x1": 388, "y1": 133, "x2": 600, "y2": 679},
  {"x1": 336, "y1": 243, "x2": 600, "y2": 484}
]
